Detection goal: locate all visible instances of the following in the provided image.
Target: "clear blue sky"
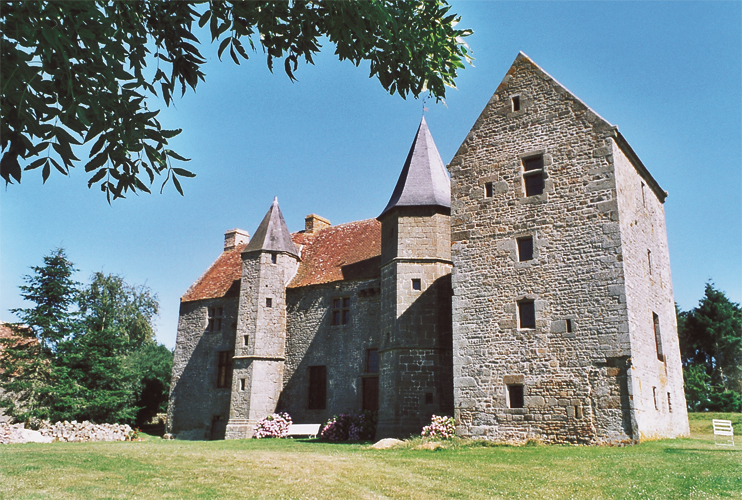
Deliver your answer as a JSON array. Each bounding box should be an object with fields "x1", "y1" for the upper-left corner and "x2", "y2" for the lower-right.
[{"x1": 1, "y1": 1, "x2": 740, "y2": 349}]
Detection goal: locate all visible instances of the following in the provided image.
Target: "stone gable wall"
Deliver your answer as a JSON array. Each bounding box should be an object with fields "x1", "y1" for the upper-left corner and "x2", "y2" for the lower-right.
[{"x1": 449, "y1": 56, "x2": 634, "y2": 443}]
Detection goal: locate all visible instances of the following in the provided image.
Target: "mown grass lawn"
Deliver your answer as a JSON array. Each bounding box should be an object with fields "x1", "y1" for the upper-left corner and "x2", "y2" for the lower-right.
[{"x1": 1, "y1": 413, "x2": 740, "y2": 500}]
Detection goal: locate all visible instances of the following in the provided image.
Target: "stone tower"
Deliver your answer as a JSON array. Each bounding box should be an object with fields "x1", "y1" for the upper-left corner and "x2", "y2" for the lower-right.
[
  {"x1": 376, "y1": 117, "x2": 454, "y2": 438},
  {"x1": 449, "y1": 53, "x2": 688, "y2": 443},
  {"x1": 225, "y1": 198, "x2": 300, "y2": 439}
]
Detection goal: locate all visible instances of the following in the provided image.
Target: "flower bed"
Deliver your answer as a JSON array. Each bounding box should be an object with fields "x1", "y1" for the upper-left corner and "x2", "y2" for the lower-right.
[
  {"x1": 253, "y1": 413, "x2": 292, "y2": 438},
  {"x1": 320, "y1": 410, "x2": 376, "y2": 441}
]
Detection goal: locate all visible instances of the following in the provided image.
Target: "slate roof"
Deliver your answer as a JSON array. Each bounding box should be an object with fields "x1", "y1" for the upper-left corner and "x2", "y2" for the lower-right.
[
  {"x1": 181, "y1": 218, "x2": 381, "y2": 302},
  {"x1": 244, "y1": 197, "x2": 300, "y2": 257},
  {"x1": 379, "y1": 116, "x2": 451, "y2": 217}
]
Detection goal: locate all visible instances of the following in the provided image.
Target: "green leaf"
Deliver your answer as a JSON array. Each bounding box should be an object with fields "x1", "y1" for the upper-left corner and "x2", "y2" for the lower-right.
[
  {"x1": 164, "y1": 150, "x2": 190, "y2": 162},
  {"x1": 172, "y1": 168, "x2": 196, "y2": 178},
  {"x1": 25, "y1": 158, "x2": 47, "y2": 171},
  {"x1": 87, "y1": 168, "x2": 107, "y2": 187},
  {"x1": 172, "y1": 175, "x2": 184, "y2": 196},
  {"x1": 85, "y1": 152, "x2": 108, "y2": 172}
]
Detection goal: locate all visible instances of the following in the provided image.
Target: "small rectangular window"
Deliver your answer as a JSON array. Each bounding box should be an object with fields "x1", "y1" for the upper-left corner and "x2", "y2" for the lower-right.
[
  {"x1": 240, "y1": 378, "x2": 246, "y2": 391},
  {"x1": 518, "y1": 300, "x2": 536, "y2": 329},
  {"x1": 508, "y1": 384, "x2": 524, "y2": 408},
  {"x1": 366, "y1": 349, "x2": 379, "y2": 373},
  {"x1": 511, "y1": 95, "x2": 520, "y2": 112},
  {"x1": 243, "y1": 335, "x2": 249, "y2": 346},
  {"x1": 425, "y1": 392, "x2": 434, "y2": 405},
  {"x1": 266, "y1": 297, "x2": 273, "y2": 308},
  {"x1": 332, "y1": 297, "x2": 350, "y2": 325},
  {"x1": 271, "y1": 252, "x2": 278, "y2": 264},
  {"x1": 522, "y1": 156, "x2": 544, "y2": 197},
  {"x1": 308, "y1": 365, "x2": 327, "y2": 410},
  {"x1": 207, "y1": 306, "x2": 224, "y2": 332},
  {"x1": 653, "y1": 312, "x2": 664, "y2": 361},
  {"x1": 216, "y1": 351, "x2": 233, "y2": 388},
  {"x1": 412, "y1": 278, "x2": 421, "y2": 291},
  {"x1": 517, "y1": 237, "x2": 533, "y2": 262},
  {"x1": 484, "y1": 181, "x2": 494, "y2": 198},
  {"x1": 566, "y1": 319, "x2": 573, "y2": 333}
]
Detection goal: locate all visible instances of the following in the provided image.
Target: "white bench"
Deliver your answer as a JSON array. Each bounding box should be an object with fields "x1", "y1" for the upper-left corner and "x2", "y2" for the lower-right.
[
  {"x1": 712, "y1": 419, "x2": 735, "y2": 446},
  {"x1": 286, "y1": 423, "x2": 321, "y2": 439}
]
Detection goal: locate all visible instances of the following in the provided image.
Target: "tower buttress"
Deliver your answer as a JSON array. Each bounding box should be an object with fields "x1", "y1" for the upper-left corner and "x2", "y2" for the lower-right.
[
  {"x1": 225, "y1": 198, "x2": 300, "y2": 439},
  {"x1": 377, "y1": 118, "x2": 454, "y2": 438}
]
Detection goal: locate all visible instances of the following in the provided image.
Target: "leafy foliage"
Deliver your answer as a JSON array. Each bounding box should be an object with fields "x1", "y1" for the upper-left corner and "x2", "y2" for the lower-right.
[
  {"x1": 1, "y1": 0, "x2": 472, "y2": 201},
  {"x1": 678, "y1": 283, "x2": 742, "y2": 412},
  {"x1": 0, "y1": 250, "x2": 172, "y2": 424}
]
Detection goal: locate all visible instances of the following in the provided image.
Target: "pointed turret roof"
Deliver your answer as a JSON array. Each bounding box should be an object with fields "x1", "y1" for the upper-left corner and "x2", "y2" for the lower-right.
[
  {"x1": 379, "y1": 117, "x2": 451, "y2": 217},
  {"x1": 243, "y1": 197, "x2": 300, "y2": 257}
]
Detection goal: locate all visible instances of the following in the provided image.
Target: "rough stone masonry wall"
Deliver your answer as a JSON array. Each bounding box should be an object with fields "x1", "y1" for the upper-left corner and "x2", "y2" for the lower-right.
[
  {"x1": 168, "y1": 297, "x2": 237, "y2": 439},
  {"x1": 228, "y1": 251, "x2": 299, "y2": 439},
  {"x1": 280, "y1": 279, "x2": 381, "y2": 425},
  {"x1": 378, "y1": 208, "x2": 454, "y2": 438},
  {"x1": 449, "y1": 55, "x2": 634, "y2": 444},
  {"x1": 611, "y1": 140, "x2": 689, "y2": 439}
]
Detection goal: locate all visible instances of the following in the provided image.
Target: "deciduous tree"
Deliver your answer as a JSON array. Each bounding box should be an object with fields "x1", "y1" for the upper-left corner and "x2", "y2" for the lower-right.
[{"x1": 1, "y1": 1, "x2": 472, "y2": 201}]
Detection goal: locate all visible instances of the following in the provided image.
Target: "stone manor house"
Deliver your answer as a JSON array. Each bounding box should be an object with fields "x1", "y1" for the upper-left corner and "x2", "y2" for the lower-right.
[{"x1": 168, "y1": 53, "x2": 689, "y2": 444}]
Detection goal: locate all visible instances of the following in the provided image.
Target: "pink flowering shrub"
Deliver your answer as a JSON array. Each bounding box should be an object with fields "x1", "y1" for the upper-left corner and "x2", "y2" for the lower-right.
[
  {"x1": 320, "y1": 410, "x2": 377, "y2": 441},
  {"x1": 421, "y1": 415, "x2": 456, "y2": 439},
  {"x1": 253, "y1": 412, "x2": 292, "y2": 438}
]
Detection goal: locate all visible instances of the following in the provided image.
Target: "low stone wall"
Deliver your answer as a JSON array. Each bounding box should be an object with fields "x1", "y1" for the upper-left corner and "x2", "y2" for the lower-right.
[{"x1": 0, "y1": 421, "x2": 133, "y2": 444}]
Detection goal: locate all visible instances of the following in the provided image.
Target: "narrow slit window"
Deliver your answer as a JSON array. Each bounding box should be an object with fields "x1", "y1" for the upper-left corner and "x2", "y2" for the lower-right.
[
  {"x1": 271, "y1": 252, "x2": 278, "y2": 264},
  {"x1": 641, "y1": 182, "x2": 646, "y2": 207},
  {"x1": 653, "y1": 387, "x2": 658, "y2": 410},
  {"x1": 517, "y1": 237, "x2": 533, "y2": 262},
  {"x1": 518, "y1": 300, "x2": 536, "y2": 329},
  {"x1": 508, "y1": 384, "x2": 524, "y2": 408},
  {"x1": 243, "y1": 335, "x2": 249, "y2": 346},
  {"x1": 484, "y1": 181, "x2": 494, "y2": 198},
  {"x1": 667, "y1": 392, "x2": 672, "y2": 412},
  {"x1": 240, "y1": 378, "x2": 246, "y2": 391},
  {"x1": 566, "y1": 319, "x2": 573, "y2": 333},
  {"x1": 412, "y1": 278, "x2": 421, "y2": 291},
  {"x1": 512, "y1": 95, "x2": 521, "y2": 112},
  {"x1": 522, "y1": 155, "x2": 545, "y2": 197},
  {"x1": 653, "y1": 312, "x2": 664, "y2": 361},
  {"x1": 647, "y1": 250, "x2": 652, "y2": 275}
]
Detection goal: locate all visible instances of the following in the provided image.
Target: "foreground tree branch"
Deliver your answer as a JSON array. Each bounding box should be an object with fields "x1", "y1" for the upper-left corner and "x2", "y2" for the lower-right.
[{"x1": 0, "y1": 1, "x2": 472, "y2": 201}]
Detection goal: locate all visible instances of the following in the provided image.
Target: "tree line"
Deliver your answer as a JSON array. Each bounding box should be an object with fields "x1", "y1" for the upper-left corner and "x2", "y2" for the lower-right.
[
  {"x1": 678, "y1": 283, "x2": 742, "y2": 412},
  {"x1": 0, "y1": 249, "x2": 172, "y2": 426}
]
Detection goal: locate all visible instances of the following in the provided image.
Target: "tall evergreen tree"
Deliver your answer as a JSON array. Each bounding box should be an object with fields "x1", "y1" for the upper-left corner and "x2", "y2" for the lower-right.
[
  {"x1": 0, "y1": 248, "x2": 78, "y2": 421},
  {"x1": 678, "y1": 283, "x2": 742, "y2": 412}
]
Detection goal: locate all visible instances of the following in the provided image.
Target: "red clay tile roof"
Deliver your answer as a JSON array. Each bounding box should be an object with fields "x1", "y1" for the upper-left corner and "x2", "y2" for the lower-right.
[
  {"x1": 181, "y1": 218, "x2": 382, "y2": 302},
  {"x1": 181, "y1": 244, "x2": 247, "y2": 302},
  {"x1": 288, "y1": 218, "x2": 381, "y2": 288}
]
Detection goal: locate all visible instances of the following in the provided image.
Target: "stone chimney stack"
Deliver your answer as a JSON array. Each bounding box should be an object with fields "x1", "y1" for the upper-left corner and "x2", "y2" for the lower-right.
[
  {"x1": 304, "y1": 214, "x2": 331, "y2": 234},
  {"x1": 224, "y1": 229, "x2": 249, "y2": 251}
]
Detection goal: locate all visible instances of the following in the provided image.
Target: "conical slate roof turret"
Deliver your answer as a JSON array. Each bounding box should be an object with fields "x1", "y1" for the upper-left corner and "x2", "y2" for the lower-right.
[
  {"x1": 379, "y1": 117, "x2": 451, "y2": 218},
  {"x1": 243, "y1": 197, "x2": 300, "y2": 257}
]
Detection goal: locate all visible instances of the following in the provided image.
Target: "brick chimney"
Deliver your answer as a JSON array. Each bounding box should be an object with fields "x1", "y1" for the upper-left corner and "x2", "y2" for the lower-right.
[
  {"x1": 304, "y1": 214, "x2": 331, "y2": 234},
  {"x1": 224, "y1": 228, "x2": 249, "y2": 251}
]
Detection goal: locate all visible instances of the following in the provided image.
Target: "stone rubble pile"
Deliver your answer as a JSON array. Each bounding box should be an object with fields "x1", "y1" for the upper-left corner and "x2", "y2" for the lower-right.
[{"x1": 1, "y1": 420, "x2": 133, "y2": 444}]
